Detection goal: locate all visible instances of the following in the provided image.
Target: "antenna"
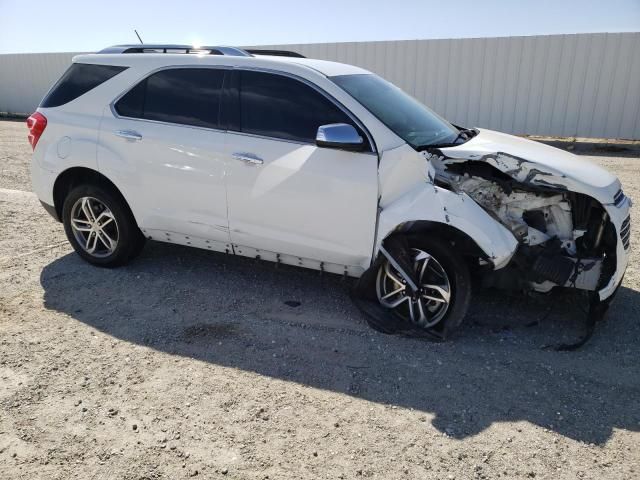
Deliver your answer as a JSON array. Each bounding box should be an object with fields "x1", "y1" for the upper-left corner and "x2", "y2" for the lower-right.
[{"x1": 134, "y1": 30, "x2": 143, "y2": 44}]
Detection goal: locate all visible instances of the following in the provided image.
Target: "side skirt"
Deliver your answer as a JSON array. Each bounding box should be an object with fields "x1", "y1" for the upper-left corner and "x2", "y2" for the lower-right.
[{"x1": 141, "y1": 228, "x2": 365, "y2": 277}]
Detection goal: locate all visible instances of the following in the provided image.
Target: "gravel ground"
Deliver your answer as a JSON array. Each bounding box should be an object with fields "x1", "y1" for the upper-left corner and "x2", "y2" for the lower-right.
[
  {"x1": 1, "y1": 119, "x2": 639, "y2": 479},
  {"x1": 0, "y1": 119, "x2": 32, "y2": 191}
]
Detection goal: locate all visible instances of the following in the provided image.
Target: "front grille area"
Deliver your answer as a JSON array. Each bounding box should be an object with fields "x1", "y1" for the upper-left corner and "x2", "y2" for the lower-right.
[
  {"x1": 614, "y1": 189, "x2": 626, "y2": 207},
  {"x1": 621, "y1": 215, "x2": 631, "y2": 250}
]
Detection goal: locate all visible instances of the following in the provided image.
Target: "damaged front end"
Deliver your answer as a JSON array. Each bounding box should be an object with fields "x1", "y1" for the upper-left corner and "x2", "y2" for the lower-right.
[
  {"x1": 427, "y1": 153, "x2": 618, "y2": 296},
  {"x1": 417, "y1": 131, "x2": 632, "y2": 347},
  {"x1": 354, "y1": 128, "x2": 631, "y2": 347}
]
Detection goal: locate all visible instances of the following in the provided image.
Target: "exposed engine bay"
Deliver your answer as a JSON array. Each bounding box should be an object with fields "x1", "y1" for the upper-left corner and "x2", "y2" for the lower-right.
[{"x1": 424, "y1": 151, "x2": 618, "y2": 295}]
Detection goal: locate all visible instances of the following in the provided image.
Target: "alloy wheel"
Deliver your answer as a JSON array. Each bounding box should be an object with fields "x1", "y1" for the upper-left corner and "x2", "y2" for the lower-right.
[
  {"x1": 376, "y1": 248, "x2": 452, "y2": 328},
  {"x1": 69, "y1": 196, "x2": 119, "y2": 258}
]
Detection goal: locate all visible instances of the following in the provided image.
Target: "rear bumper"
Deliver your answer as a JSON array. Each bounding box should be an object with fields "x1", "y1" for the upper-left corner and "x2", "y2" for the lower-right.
[
  {"x1": 31, "y1": 153, "x2": 57, "y2": 206},
  {"x1": 598, "y1": 197, "x2": 632, "y2": 301}
]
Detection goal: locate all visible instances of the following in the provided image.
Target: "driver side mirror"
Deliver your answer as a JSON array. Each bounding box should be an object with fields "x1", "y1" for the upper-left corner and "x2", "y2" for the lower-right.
[{"x1": 316, "y1": 123, "x2": 365, "y2": 151}]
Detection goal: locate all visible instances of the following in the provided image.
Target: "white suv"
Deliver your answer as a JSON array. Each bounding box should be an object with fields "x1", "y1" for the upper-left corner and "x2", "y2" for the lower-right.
[{"x1": 29, "y1": 44, "x2": 631, "y2": 339}]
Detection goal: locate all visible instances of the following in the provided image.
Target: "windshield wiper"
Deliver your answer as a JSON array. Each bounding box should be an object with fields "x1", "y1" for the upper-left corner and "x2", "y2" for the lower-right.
[
  {"x1": 451, "y1": 127, "x2": 477, "y2": 144},
  {"x1": 417, "y1": 142, "x2": 458, "y2": 150},
  {"x1": 416, "y1": 128, "x2": 478, "y2": 150}
]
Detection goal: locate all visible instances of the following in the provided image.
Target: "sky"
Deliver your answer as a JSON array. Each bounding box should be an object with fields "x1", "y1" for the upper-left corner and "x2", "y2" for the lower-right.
[{"x1": 0, "y1": 0, "x2": 639, "y2": 54}]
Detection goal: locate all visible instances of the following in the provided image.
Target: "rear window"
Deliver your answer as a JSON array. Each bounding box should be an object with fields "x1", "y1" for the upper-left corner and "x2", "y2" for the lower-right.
[
  {"x1": 41, "y1": 63, "x2": 127, "y2": 108},
  {"x1": 114, "y1": 68, "x2": 225, "y2": 129}
]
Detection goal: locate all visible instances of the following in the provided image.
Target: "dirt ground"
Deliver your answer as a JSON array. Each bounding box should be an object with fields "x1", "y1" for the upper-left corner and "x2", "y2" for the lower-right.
[{"x1": 1, "y1": 118, "x2": 639, "y2": 479}]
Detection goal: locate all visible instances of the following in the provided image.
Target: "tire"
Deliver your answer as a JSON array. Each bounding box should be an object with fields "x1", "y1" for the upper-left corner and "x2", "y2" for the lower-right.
[
  {"x1": 373, "y1": 236, "x2": 471, "y2": 339},
  {"x1": 62, "y1": 184, "x2": 145, "y2": 267}
]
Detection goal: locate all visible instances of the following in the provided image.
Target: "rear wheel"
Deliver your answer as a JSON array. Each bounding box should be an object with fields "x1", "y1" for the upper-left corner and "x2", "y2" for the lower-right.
[
  {"x1": 62, "y1": 184, "x2": 145, "y2": 267},
  {"x1": 374, "y1": 237, "x2": 471, "y2": 338}
]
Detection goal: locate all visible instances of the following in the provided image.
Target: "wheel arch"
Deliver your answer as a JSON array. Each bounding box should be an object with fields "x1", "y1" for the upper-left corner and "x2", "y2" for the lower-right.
[
  {"x1": 52, "y1": 167, "x2": 136, "y2": 224},
  {"x1": 357, "y1": 220, "x2": 491, "y2": 300},
  {"x1": 374, "y1": 185, "x2": 519, "y2": 271},
  {"x1": 378, "y1": 220, "x2": 491, "y2": 267}
]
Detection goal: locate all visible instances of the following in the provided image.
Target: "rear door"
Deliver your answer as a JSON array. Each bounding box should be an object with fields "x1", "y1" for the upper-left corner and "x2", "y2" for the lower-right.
[
  {"x1": 223, "y1": 69, "x2": 379, "y2": 271},
  {"x1": 98, "y1": 67, "x2": 230, "y2": 245}
]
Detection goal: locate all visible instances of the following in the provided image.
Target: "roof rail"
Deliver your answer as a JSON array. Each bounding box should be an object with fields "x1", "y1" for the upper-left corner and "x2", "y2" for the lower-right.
[
  {"x1": 245, "y1": 49, "x2": 306, "y2": 58},
  {"x1": 97, "y1": 44, "x2": 251, "y2": 56}
]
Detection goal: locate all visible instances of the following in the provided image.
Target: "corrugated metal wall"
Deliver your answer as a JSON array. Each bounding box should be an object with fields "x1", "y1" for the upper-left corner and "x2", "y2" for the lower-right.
[
  {"x1": 1, "y1": 33, "x2": 639, "y2": 139},
  {"x1": 255, "y1": 33, "x2": 640, "y2": 140}
]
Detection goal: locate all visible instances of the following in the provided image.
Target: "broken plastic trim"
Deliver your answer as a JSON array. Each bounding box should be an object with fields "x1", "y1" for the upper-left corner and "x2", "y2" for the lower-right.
[
  {"x1": 544, "y1": 288, "x2": 617, "y2": 351},
  {"x1": 379, "y1": 244, "x2": 418, "y2": 292}
]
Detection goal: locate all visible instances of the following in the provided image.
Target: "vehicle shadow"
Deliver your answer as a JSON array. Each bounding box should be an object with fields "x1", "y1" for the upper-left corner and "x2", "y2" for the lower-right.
[{"x1": 40, "y1": 241, "x2": 640, "y2": 444}]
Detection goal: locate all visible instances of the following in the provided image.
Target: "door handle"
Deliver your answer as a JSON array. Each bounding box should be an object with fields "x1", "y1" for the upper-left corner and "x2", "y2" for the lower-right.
[
  {"x1": 114, "y1": 130, "x2": 142, "y2": 141},
  {"x1": 232, "y1": 152, "x2": 263, "y2": 166}
]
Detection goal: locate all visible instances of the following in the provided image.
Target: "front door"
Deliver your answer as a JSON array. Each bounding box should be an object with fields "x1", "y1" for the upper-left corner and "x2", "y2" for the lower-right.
[{"x1": 224, "y1": 70, "x2": 378, "y2": 271}]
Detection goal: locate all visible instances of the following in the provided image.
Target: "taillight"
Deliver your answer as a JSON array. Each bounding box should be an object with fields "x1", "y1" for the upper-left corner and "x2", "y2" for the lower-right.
[{"x1": 26, "y1": 112, "x2": 47, "y2": 150}]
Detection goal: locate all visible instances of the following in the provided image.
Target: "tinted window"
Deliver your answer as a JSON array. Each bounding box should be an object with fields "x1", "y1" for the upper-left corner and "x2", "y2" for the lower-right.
[
  {"x1": 332, "y1": 74, "x2": 459, "y2": 149},
  {"x1": 239, "y1": 71, "x2": 353, "y2": 143},
  {"x1": 41, "y1": 63, "x2": 127, "y2": 108},
  {"x1": 115, "y1": 68, "x2": 225, "y2": 129},
  {"x1": 115, "y1": 80, "x2": 145, "y2": 118}
]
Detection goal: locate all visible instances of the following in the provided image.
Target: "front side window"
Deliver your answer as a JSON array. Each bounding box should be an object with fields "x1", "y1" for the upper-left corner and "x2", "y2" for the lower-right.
[
  {"x1": 238, "y1": 71, "x2": 354, "y2": 143},
  {"x1": 331, "y1": 73, "x2": 460, "y2": 149},
  {"x1": 115, "y1": 68, "x2": 225, "y2": 129},
  {"x1": 42, "y1": 63, "x2": 127, "y2": 108}
]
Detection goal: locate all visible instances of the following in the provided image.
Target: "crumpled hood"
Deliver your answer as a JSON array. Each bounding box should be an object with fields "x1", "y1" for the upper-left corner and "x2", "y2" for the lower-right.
[{"x1": 438, "y1": 128, "x2": 621, "y2": 204}]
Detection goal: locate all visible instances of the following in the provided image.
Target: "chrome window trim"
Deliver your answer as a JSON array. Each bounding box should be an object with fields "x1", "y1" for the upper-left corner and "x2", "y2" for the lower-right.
[
  {"x1": 226, "y1": 129, "x2": 316, "y2": 147},
  {"x1": 109, "y1": 64, "x2": 229, "y2": 134},
  {"x1": 226, "y1": 128, "x2": 378, "y2": 153},
  {"x1": 108, "y1": 110, "x2": 228, "y2": 135},
  {"x1": 223, "y1": 127, "x2": 377, "y2": 155},
  {"x1": 230, "y1": 66, "x2": 377, "y2": 154}
]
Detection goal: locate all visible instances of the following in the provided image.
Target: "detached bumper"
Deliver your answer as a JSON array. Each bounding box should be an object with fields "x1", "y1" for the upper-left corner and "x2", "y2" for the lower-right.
[{"x1": 599, "y1": 197, "x2": 632, "y2": 301}]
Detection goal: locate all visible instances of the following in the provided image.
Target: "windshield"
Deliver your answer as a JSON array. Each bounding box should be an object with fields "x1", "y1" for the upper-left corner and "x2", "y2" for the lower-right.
[{"x1": 331, "y1": 73, "x2": 460, "y2": 149}]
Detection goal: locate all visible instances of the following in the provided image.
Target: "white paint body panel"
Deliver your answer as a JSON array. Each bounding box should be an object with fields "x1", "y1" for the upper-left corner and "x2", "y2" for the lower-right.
[
  {"x1": 377, "y1": 144, "x2": 429, "y2": 208},
  {"x1": 224, "y1": 132, "x2": 378, "y2": 270},
  {"x1": 30, "y1": 106, "x2": 105, "y2": 208},
  {"x1": 98, "y1": 112, "x2": 230, "y2": 243}
]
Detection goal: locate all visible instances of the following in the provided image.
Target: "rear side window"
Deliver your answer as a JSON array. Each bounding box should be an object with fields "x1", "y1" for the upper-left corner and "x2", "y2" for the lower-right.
[
  {"x1": 115, "y1": 68, "x2": 225, "y2": 129},
  {"x1": 41, "y1": 63, "x2": 127, "y2": 108},
  {"x1": 238, "y1": 70, "x2": 354, "y2": 143}
]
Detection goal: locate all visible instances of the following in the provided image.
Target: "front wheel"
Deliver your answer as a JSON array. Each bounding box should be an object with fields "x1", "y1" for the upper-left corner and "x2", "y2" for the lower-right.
[
  {"x1": 374, "y1": 237, "x2": 471, "y2": 338},
  {"x1": 62, "y1": 184, "x2": 145, "y2": 267}
]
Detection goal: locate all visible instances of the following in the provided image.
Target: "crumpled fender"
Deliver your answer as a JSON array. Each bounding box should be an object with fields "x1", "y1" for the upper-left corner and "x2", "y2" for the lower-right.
[{"x1": 376, "y1": 182, "x2": 519, "y2": 269}]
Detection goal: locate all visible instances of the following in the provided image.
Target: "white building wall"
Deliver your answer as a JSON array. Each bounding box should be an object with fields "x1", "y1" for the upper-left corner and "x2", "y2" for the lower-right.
[{"x1": 1, "y1": 33, "x2": 639, "y2": 139}]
